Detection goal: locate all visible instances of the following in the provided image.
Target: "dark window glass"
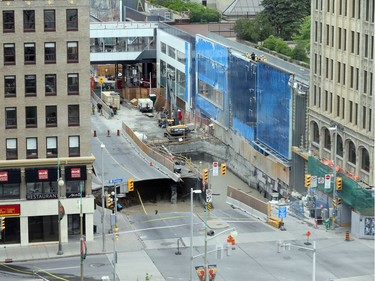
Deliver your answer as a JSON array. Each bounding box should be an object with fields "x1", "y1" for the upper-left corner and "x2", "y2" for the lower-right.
[
  {"x1": 5, "y1": 107, "x2": 17, "y2": 129},
  {"x1": 24, "y1": 43, "x2": 36, "y2": 64},
  {"x1": 348, "y1": 141, "x2": 356, "y2": 164},
  {"x1": 313, "y1": 123, "x2": 319, "y2": 143},
  {"x1": 44, "y1": 42, "x2": 56, "y2": 63},
  {"x1": 4, "y1": 43, "x2": 15, "y2": 65},
  {"x1": 25, "y1": 75, "x2": 37, "y2": 96},
  {"x1": 337, "y1": 135, "x2": 343, "y2": 157},
  {"x1": 46, "y1": 106, "x2": 57, "y2": 127},
  {"x1": 68, "y1": 105, "x2": 80, "y2": 126},
  {"x1": 26, "y1": 106, "x2": 37, "y2": 128},
  {"x1": 23, "y1": 10, "x2": 35, "y2": 32},
  {"x1": 4, "y1": 76, "x2": 16, "y2": 97},
  {"x1": 67, "y1": 42, "x2": 78, "y2": 63},
  {"x1": 44, "y1": 10, "x2": 55, "y2": 31},
  {"x1": 3, "y1": 10, "x2": 15, "y2": 32},
  {"x1": 361, "y1": 148, "x2": 370, "y2": 172},
  {"x1": 45, "y1": 74, "x2": 56, "y2": 96},
  {"x1": 66, "y1": 9, "x2": 78, "y2": 31},
  {"x1": 324, "y1": 128, "x2": 331, "y2": 149},
  {"x1": 67, "y1": 73, "x2": 79, "y2": 94}
]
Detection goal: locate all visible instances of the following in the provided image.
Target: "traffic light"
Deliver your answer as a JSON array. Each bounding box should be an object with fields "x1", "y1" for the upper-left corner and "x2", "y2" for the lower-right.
[
  {"x1": 220, "y1": 163, "x2": 227, "y2": 176},
  {"x1": 1, "y1": 217, "x2": 5, "y2": 231},
  {"x1": 127, "y1": 178, "x2": 134, "y2": 192},
  {"x1": 114, "y1": 223, "x2": 119, "y2": 241},
  {"x1": 202, "y1": 168, "x2": 209, "y2": 182},
  {"x1": 336, "y1": 177, "x2": 342, "y2": 190},
  {"x1": 304, "y1": 174, "x2": 311, "y2": 187},
  {"x1": 107, "y1": 193, "x2": 114, "y2": 209},
  {"x1": 336, "y1": 198, "x2": 342, "y2": 205}
]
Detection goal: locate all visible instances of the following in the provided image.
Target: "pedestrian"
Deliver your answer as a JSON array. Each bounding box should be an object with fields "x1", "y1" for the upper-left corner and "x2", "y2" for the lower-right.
[
  {"x1": 92, "y1": 104, "x2": 95, "y2": 115},
  {"x1": 251, "y1": 52, "x2": 255, "y2": 61},
  {"x1": 97, "y1": 103, "x2": 103, "y2": 116}
]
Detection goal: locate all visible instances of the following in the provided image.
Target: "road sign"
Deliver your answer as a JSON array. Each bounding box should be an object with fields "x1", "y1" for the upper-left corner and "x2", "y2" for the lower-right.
[
  {"x1": 109, "y1": 178, "x2": 123, "y2": 184},
  {"x1": 206, "y1": 188, "x2": 212, "y2": 202},
  {"x1": 324, "y1": 174, "x2": 331, "y2": 190},
  {"x1": 98, "y1": 76, "x2": 105, "y2": 85},
  {"x1": 212, "y1": 162, "x2": 219, "y2": 176},
  {"x1": 311, "y1": 176, "x2": 317, "y2": 187},
  {"x1": 317, "y1": 177, "x2": 324, "y2": 184},
  {"x1": 278, "y1": 206, "x2": 287, "y2": 218}
]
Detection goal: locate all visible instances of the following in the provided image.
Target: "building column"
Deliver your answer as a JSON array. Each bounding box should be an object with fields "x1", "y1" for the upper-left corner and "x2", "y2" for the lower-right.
[
  {"x1": 20, "y1": 216, "x2": 29, "y2": 246},
  {"x1": 85, "y1": 212, "x2": 94, "y2": 241},
  {"x1": 61, "y1": 213, "x2": 68, "y2": 243}
]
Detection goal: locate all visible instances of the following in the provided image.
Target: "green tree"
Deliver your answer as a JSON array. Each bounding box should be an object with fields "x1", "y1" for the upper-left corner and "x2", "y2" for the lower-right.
[
  {"x1": 261, "y1": 0, "x2": 310, "y2": 40},
  {"x1": 292, "y1": 15, "x2": 311, "y2": 56},
  {"x1": 291, "y1": 42, "x2": 308, "y2": 62},
  {"x1": 234, "y1": 14, "x2": 274, "y2": 43}
]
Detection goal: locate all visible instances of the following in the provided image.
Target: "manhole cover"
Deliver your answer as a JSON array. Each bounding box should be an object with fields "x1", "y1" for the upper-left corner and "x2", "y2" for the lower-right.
[{"x1": 90, "y1": 263, "x2": 106, "y2": 268}]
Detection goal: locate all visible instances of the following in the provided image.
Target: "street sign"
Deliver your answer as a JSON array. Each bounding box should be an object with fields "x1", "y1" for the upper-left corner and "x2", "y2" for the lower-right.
[
  {"x1": 212, "y1": 162, "x2": 219, "y2": 176},
  {"x1": 311, "y1": 176, "x2": 317, "y2": 187},
  {"x1": 206, "y1": 188, "x2": 212, "y2": 203},
  {"x1": 318, "y1": 177, "x2": 324, "y2": 184},
  {"x1": 278, "y1": 206, "x2": 287, "y2": 218},
  {"x1": 324, "y1": 174, "x2": 331, "y2": 190},
  {"x1": 98, "y1": 76, "x2": 104, "y2": 85},
  {"x1": 109, "y1": 178, "x2": 123, "y2": 184}
]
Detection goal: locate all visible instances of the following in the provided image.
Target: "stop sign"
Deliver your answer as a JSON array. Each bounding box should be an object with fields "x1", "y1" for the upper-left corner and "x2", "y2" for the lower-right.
[
  {"x1": 213, "y1": 162, "x2": 218, "y2": 168},
  {"x1": 325, "y1": 174, "x2": 331, "y2": 181}
]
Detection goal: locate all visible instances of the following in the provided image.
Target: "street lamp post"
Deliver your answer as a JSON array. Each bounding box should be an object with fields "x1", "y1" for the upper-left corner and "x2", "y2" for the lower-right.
[
  {"x1": 329, "y1": 126, "x2": 338, "y2": 228},
  {"x1": 101, "y1": 143, "x2": 106, "y2": 252},
  {"x1": 57, "y1": 159, "x2": 64, "y2": 255},
  {"x1": 80, "y1": 182, "x2": 84, "y2": 281},
  {"x1": 190, "y1": 188, "x2": 202, "y2": 281}
]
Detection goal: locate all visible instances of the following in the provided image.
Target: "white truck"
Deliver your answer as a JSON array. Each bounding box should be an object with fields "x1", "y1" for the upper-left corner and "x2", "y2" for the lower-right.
[{"x1": 138, "y1": 98, "x2": 153, "y2": 113}]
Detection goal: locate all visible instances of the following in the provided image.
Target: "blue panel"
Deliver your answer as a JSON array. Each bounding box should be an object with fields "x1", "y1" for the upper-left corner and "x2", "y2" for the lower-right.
[
  {"x1": 228, "y1": 54, "x2": 257, "y2": 140},
  {"x1": 256, "y1": 63, "x2": 292, "y2": 160},
  {"x1": 184, "y1": 41, "x2": 189, "y2": 102}
]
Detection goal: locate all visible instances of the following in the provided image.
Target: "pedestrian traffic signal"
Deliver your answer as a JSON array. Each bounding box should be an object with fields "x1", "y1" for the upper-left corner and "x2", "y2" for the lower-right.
[
  {"x1": 127, "y1": 178, "x2": 134, "y2": 192},
  {"x1": 1, "y1": 217, "x2": 5, "y2": 231},
  {"x1": 107, "y1": 193, "x2": 114, "y2": 209},
  {"x1": 202, "y1": 168, "x2": 209, "y2": 182},
  {"x1": 114, "y1": 223, "x2": 119, "y2": 241},
  {"x1": 220, "y1": 163, "x2": 227, "y2": 176},
  {"x1": 304, "y1": 174, "x2": 311, "y2": 187},
  {"x1": 336, "y1": 177, "x2": 342, "y2": 190}
]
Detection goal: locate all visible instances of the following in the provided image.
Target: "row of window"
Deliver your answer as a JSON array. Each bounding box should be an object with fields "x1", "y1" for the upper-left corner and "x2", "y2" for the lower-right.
[
  {"x1": 312, "y1": 86, "x2": 373, "y2": 132},
  {"x1": 313, "y1": 54, "x2": 373, "y2": 96},
  {"x1": 160, "y1": 41, "x2": 186, "y2": 64},
  {"x1": 3, "y1": 41, "x2": 79, "y2": 65},
  {"x1": 4, "y1": 73, "x2": 79, "y2": 97},
  {"x1": 5, "y1": 105, "x2": 80, "y2": 129},
  {"x1": 3, "y1": 9, "x2": 78, "y2": 33},
  {"x1": 6, "y1": 135, "x2": 80, "y2": 160},
  {"x1": 314, "y1": 23, "x2": 374, "y2": 59},
  {"x1": 315, "y1": 0, "x2": 375, "y2": 22},
  {"x1": 311, "y1": 123, "x2": 370, "y2": 172}
]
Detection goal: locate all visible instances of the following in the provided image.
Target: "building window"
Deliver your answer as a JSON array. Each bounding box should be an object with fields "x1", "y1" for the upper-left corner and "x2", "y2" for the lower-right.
[
  {"x1": 352, "y1": 0, "x2": 356, "y2": 18},
  {"x1": 369, "y1": 109, "x2": 372, "y2": 132},
  {"x1": 26, "y1": 106, "x2": 37, "y2": 128},
  {"x1": 6, "y1": 138, "x2": 17, "y2": 160},
  {"x1": 68, "y1": 105, "x2": 80, "y2": 126},
  {"x1": 69, "y1": 136, "x2": 80, "y2": 156},
  {"x1": 25, "y1": 75, "x2": 37, "y2": 96},
  {"x1": 362, "y1": 106, "x2": 366, "y2": 129},
  {"x1": 324, "y1": 91, "x2": 328, "y2": 111},
  {"x1": 336, "y1": 95, "x2": 340, "y2": 117},
  {"x1": 168, "y1": 46, "x2": 176, "y2": 59},
  {"x1": 329, "y1": 92, "x2": 333, "y2": 113},
  {"x1": 44, "y1": 10, "x2": 55, "y2": 31},
  {"x1": 161, "y1": 42, "x2": 166, "y2": 54},
  {"x1": 338, "y1": 28, "x2": 342, "y2": 49},
  {"x1": 342, "y1": 63, "x2": 346, "y2": 85},
  {"x1": 337, "y1": 135, "x2": 343, "y2": 157},
  {"x1": 351, "y1": 31, "x2": 355, "y2": 53},
  {"x1": 4, "y1": 75, "x2": 16, "y2": 97},
  {"x1": 66, "y1": 9, "x2": 78, "y2": 31},
  {"x1": 45, "y1": 74, "x2": 56, "y2": 96},
  {"x1": 46, "y1": 136, "x2": 57, "y2": 157},
  {"x1": 44, "y1": 42, "x2": 56, "y2": 63},
  {"x1": 176, "y1": 50, "x2": 185, "y2": 64},
  {"x1": 67, "y1": 73, "x2": 79, "y2": 94},
  {"x1": 350, "y1": 66, "x2": 354, "y2": 88},
  {"x1": 348, "y1": 141, "x2": 356, "y2": 164},
  {"x1": 364, "y1": 35, "x2": 368, "y2": 58},
  {"x1": 67, "y1": 42, "x2": 78, "y2": 63},
  {"x1": 312, "y1": 122, "x2": 319, "y2": 144},
  {"x1": 337, "y1": 62, "x2": 341, "y2": 83},
  {"x1": 324, "y1": 128, "x2": 331, "y2": 149},
  {"x1": 326, "y1": 24, "x2": 329, "y2": 46},
  {"x1": 361, "y1": 148, "x2": 370, "y2": 172},
  {"x1": 4, "y1": 43, "x2": 15, "y2": 65},
  {"x1": 46, "y1": 105, "x2": 57, "y2": 127},
  {"x1": 0, "y1": 182, "x2": 20, "y2": 200},
  {"x1": 26, "y1": 137, "x2": 37, "y2": 159},
  {"x1": 24, "y1": 43, "x2": 36, "y2": 64},
  {"x1": 355, "y1": 103, "x2": 358, "y2": 125},
  {"x1": 3, "y1": 10, "x2": 14, "y2": 32},
  {"x1": 343, "y1": 29, "x2": 347, "y2": 51},
  {"x1": 23, "y1": 10, "x2": 35, "y2": 32},
  {"x1": 342, "y1": 97, "x2": 345, "y2": 119},
  {"x1": 349, "y1": 101, "x2": 353, "y2": 123},
  {"x1": 5, "y1": 107, "x2": 17, "y2": 129}
]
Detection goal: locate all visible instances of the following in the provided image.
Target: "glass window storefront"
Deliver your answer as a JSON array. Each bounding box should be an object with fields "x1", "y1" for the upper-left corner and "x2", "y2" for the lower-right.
[
  {"x1": 28, "y1": 215, "x2": 57, "y2": 243},
  {"x1": 0, "y1": 217, "x2": 20, "y2": 244},
  {"x1": 68, "y1": 214, "x2": 85, "y2": 236}
]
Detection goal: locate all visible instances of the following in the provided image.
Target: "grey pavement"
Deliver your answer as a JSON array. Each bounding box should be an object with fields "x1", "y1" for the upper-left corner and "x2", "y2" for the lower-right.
[{"x1": 1, "y1": 102, "x2": 373, "y2": 281}]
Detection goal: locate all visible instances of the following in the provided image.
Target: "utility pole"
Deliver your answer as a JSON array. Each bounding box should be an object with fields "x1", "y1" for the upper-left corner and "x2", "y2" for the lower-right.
[{"x1": 112, "y1": 186, "x2": 118, "y2": 281}]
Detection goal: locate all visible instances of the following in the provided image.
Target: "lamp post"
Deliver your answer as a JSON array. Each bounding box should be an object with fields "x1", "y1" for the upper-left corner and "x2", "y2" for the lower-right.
[
  {"x1": 80, "y1": 182, "x2": 84, "y2": 281},
  {"x1": 101, "y1": 143, "x2": 106, "y2": 252},
  {"x1": 190, "y1": 188, "x2": 202, "y2": 281},
  {"x1": 57, "y1": 160, "x2": 64, "y2": 255},
  {"x1": 328, "y1": 126, "x2": 338, "y2": 228}
]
